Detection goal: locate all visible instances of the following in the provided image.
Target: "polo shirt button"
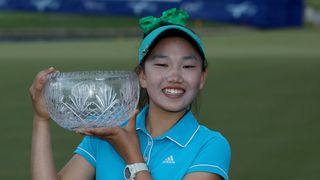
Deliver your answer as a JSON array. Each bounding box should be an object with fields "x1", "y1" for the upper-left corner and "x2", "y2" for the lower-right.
[
  {"x1": 148, "y1": 141, "x2": 152, "y2": 145},
  {"x1": 144, "y1": 157, "x2": 148, "y2": 161}
]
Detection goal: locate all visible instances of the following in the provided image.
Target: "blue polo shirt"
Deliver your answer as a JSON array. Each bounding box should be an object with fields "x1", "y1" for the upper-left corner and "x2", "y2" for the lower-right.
[{"x1": 75, "y1": 106, "x2": 231, "y2": 180}]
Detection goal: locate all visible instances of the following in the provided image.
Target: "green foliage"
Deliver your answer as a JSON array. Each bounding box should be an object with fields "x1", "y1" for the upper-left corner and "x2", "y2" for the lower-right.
[
  {"x1": 0, "y1": 11, "x2": 230, "y2": 29},
  {"x1": 307, "y1": 0, "x2": 320, "y2": 10},
  {"x1": 0, "y1": 28, "x2": 319, "y2": 180},
  {"x1": 0, "y1": 11, "x2": 138, "y2": 28}
]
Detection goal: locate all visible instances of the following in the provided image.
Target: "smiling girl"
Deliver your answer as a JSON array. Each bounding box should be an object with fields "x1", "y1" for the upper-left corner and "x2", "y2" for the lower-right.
[{"x1": 30, "y1": 8, "x2": 231, "y2": 180}]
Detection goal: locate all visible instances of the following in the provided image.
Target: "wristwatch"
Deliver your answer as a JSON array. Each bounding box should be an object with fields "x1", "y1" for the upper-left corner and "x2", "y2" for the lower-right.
[{"x1": 124, "y1": 163, "x2": 149, "y2": 180}]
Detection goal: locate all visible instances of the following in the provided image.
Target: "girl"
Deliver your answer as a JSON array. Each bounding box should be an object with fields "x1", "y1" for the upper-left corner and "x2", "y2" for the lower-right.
[{"x1": 30, "y1": 8, "x2": 230, "y2": 180}]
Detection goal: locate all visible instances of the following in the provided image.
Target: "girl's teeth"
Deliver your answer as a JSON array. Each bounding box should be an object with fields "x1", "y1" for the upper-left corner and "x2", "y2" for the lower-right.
[{"x1": 164, "y1": 88, "x2": 184, "y2": 95}]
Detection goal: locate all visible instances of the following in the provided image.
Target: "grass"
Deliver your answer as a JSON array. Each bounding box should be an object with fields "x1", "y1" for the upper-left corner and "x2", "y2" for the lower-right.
[{"x1": 0, "y1": 28, "x2": 320, "y2": 180}]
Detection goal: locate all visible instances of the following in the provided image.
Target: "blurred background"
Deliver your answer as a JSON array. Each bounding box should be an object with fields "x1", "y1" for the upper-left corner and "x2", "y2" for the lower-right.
[{"x1": 0, "y1": 0, "x2": 319, "y2": 179}]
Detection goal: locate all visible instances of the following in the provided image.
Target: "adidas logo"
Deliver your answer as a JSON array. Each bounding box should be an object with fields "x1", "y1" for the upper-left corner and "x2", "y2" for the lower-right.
[{"x1": 162, "y1": 155, "x2": 175, "y2": 164}]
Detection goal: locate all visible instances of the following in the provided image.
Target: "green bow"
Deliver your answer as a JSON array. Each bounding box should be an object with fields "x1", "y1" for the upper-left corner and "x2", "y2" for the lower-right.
[{"x1": 139, "y1": 8, "x2": 189, "y2": 34}]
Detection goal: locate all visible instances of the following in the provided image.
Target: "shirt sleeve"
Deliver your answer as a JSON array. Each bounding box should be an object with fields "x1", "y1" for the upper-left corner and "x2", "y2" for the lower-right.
[
  {"x1": 74, "y1": 136, "x2": 97, "y2": 168},
  {"x1": 187, "y1": 134, "x2": 231, "y2": 180}
]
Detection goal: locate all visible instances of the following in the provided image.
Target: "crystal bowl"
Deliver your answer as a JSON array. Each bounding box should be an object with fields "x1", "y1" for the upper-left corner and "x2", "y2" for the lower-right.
[{"x1": 43, "y1": 71, "x2": 140, "y2": 131}]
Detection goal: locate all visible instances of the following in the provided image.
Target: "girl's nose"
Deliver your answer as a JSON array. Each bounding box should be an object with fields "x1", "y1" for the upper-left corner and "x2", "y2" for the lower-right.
[{"x1": 166, "y1": 69, "x2": 184, "y2": 83}]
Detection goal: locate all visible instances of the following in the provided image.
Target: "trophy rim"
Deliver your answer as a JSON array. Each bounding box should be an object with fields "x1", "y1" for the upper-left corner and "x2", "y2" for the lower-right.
[{"x1": 47, "y1": 70, "x2": 137, "y2": 80}]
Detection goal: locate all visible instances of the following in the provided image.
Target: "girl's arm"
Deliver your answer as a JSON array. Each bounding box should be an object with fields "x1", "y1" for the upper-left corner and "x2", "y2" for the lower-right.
[
  {"x1": 31, "y1": 115, "x2": 58, "y2": 180},
  {"x1": 184, "y1": 173, "x2": 222, "y2": 180},
  {"x1": 30, "y1": 68, "x2": 95, "y2": 180}
]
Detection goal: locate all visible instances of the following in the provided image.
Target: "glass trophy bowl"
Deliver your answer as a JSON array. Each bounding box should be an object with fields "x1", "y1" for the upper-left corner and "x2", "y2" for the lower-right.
[{"x1": 43, "y1": 71, "x2": 140, "y2": 131}]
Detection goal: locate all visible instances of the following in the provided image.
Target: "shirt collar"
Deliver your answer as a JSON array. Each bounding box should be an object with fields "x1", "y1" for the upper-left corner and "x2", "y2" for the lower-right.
[
  {"x1": 135, "y1": 106, "x2": 149, "y2": 134},
  {"x1": 136, "y1": 106, "x2": 200, "y2": 148}
]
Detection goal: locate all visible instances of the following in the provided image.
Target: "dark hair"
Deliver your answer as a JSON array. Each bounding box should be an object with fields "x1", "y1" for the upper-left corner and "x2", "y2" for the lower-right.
[{"x1": 135, "y1": 28, "x2": 208, "y2": 114}]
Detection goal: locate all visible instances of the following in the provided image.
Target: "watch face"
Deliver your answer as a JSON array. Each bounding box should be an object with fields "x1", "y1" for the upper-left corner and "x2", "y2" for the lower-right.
[{"x1": 125, "y1": 167, "x2": 131, "y2": 179}]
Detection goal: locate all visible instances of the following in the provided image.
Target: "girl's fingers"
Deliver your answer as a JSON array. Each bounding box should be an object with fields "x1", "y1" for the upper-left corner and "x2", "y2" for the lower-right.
[
  {"x1": 36, "y1": 67, "x2": 55, "y2": 83},
  {"x1": 30, "y1": 67, "x2": 57, "y2": 97},
  {"x1": 84, "y1": 127, "x2": 118, "y2": 137}
]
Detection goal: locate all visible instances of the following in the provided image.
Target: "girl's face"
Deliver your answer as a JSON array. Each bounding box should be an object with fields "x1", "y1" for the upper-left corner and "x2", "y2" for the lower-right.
[{"x1": 139, "y1": 36, "x2": 207, "y2": 113}]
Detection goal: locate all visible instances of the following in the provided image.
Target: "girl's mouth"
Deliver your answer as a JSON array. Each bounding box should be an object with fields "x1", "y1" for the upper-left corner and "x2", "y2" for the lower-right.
[{"x1": 162, "y1": 88, "x2": 185, "y2": 97}]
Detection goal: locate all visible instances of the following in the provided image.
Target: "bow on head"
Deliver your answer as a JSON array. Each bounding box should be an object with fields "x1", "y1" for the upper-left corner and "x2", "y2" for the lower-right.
[{"x1": 139, "y1": 8, "x2": 189, "y2": 34}]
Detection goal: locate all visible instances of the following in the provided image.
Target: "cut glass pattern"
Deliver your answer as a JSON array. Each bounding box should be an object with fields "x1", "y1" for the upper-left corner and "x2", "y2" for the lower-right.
[{"x1": 43, "y1": 71, "x2": 139, "y2": 131}]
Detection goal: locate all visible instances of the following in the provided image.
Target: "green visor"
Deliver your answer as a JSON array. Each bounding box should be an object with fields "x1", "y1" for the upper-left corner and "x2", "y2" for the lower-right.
[{"x1": 138, "y1": 25, "x2": 205, "y2": 63}]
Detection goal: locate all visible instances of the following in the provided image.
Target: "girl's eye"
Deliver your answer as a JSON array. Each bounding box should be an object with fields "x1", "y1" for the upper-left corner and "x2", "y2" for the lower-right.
[
  {"x1": 183, "y1": 65, "x2": 196, "y2": 69},
  {"x1": 155, "y1": 64, "x2": 168, "y2": 67}
]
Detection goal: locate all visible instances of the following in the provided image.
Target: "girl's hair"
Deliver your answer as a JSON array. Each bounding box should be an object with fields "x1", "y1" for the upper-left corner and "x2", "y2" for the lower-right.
[{"x1": 134, "y1": 28, "x2": 208, "y2": 113}]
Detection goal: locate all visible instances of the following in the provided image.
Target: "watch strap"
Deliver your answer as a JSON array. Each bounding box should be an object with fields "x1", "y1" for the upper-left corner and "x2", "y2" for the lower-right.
[{"x1": 124, "y1": 163, "x2": 149, "y2": 180}]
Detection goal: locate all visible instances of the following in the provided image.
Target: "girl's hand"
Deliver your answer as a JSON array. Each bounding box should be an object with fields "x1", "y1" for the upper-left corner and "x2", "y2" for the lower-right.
[
  {"x1": 77, "y1": 110, "x2": 144, "y2": 164},
  {"x1": 29, "y1": 67, "x2": 56, "y2": 121}
]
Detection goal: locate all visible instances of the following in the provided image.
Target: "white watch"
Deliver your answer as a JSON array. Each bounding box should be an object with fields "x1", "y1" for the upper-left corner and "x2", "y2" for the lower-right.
[{"x1": 124, "y1": 163, "x2": 149, "y2": 180}]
